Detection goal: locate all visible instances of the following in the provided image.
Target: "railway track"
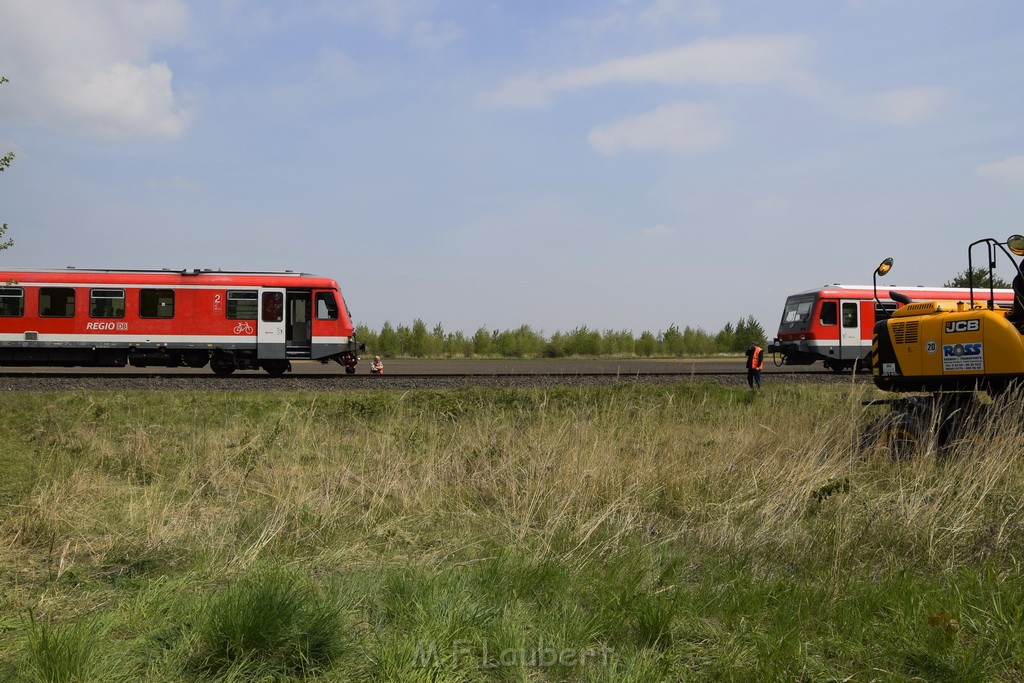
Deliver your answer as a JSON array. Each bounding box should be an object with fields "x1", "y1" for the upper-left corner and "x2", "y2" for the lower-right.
[
  {"x1": 0, "y1": 368, "x2": 840, "y2": 379},
  {"x1": 0, "y1": 365, "x2": 872, "y2": 391}
]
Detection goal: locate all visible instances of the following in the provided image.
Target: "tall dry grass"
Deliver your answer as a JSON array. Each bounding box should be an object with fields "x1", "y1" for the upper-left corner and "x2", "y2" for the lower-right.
[
  {"x1": 5, "y1": 385, "x2": 1023, "y2": 576},
  {"x1": 1, "y1": 384, "x2": 1022, "y2": 680}
]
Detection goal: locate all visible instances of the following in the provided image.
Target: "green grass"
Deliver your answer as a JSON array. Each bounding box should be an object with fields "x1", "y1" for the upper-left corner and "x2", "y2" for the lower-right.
[
  {"x1": 0, "y1": 383, "x2": 1022, "y2": 681},
  {"x1": 21, "y1": 612, "x2": 109, "y2": 683},
  {"x1": 189, "y1": 569, "x2": 346, "y2": 678}
]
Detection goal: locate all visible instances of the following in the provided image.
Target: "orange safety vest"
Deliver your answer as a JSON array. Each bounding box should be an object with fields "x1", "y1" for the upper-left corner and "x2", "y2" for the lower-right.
[{"x1": 747, "y1": 345, "x2": 764, "y2": 370}]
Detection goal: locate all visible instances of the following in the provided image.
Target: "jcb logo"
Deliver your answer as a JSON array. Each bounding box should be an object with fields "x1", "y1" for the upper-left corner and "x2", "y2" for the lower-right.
[
  {"x1": 943, "y1": 343, "x2": 982, "y2": 357},
  {"x1": 944, "y1": 319, "x2": 980, "y2": 333}
]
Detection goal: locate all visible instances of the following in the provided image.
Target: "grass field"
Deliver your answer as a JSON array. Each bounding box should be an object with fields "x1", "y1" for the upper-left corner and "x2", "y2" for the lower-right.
[{"x1": 0, "y1": 383, "x2": 1022, "y2": 681}]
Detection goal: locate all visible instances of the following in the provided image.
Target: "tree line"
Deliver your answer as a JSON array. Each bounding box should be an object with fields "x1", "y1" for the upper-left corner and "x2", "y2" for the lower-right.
[{"x1": 355, "y1": 316, "x2": 768, "y2": 359}]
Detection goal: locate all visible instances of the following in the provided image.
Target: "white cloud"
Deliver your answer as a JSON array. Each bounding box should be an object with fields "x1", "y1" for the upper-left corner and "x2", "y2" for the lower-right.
[
  {"x1": 309, "y1": 48, "x2": 359, "y2": 84},
  {"x1": 854, "y1": 86, "x2": 950, "y2": 125},
  {"x1": 58, "y1": 62, "x2": 191, "y2": 138},
  {"x1": 643, "y1": 224, "x2": 675, "y2": 237},
  {"x1": 309, "y1": 1, "x2": 462, "y2": 51},
  {"x1": 589, "y1": 102, "x2": 728, "y2": 155},
  {"x1": 317, "y1": 0, "x2": 440, "y2": 38},
  {"x1": 410, "y1": 19, "x2": 463, "y2": 51},
  {"x1": 0, "y1": 0, "x2": 192, "y2": 139},
  {"x1": 480, "y1": 35, "x2": 813, "y2": 108},
  {"x1": 636, "y1": 0, "x2": 721, "y2": 27},
  {"x1": 977, "y1": 155, "x2": 1024, "y2": 186},
  {"x1": 577, "y1": 0, "x2": 721, "y2": 34}
]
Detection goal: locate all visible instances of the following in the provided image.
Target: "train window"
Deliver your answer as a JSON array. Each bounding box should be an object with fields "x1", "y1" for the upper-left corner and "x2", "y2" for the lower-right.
[
  {"x1": 874, "y1": 302, "x2": 898, "y2": 317},
  {"x1": 39, "y1": 287, "x2": 76, "y2": 317},
  {"x1": 0, "y1": 287, "x2": 24, "y2": 317},
  {"x1": 262, "y1": 291, "x2": 283, "y2": 323},
  {"x1": 90, "y1": 289, "x2": 125, "y2": 318},
  {"x1": 842, "y1": 302, "x2": 858, "y2": 328},
  {"x1": 140, "y1": 289, "x2": 175, "y2": 318},
  {"x1": 782, "y1": 297, "x2": 813, "y2": 323},
  {"x1": 227, "y1": 290, "x2": 258, "y2": 319},
  {"x1": 315, "y1": 292, "x2": 338, "y2": 320},
  {"x1": 819, "y1": 301, "x2": 837, "y2": 326}
]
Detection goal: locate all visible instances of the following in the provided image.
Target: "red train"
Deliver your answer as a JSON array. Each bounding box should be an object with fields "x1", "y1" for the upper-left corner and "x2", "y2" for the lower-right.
[
  {"x1": 0, "y1": 268, "x2": 361, "y2": 375},
  {"x1": 767, "y1": 284, "x2": 1015, "y2": 372}
]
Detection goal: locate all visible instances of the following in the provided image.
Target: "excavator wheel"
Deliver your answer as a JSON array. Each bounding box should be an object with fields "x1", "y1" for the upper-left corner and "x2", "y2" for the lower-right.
[{"x1": 861, "y1": 410, "x2": 929, "y2": 460}]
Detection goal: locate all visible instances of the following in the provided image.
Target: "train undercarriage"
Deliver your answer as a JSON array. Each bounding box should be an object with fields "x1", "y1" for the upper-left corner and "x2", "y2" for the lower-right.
[{"x1": 0, "y1": 346, "x2": 360, "y2": 376}]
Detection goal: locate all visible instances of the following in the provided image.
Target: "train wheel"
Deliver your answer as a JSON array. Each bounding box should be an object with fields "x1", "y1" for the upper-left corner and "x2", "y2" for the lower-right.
[
  {"x1": 261, "y1": 360, "x2": 289, "y2": 376},
  {"x1": 345, "y1": 366, "x2": 356, "y2": 374},
  {"x1": 211, "y1": 353, "x2": 236, "y2": 377}
]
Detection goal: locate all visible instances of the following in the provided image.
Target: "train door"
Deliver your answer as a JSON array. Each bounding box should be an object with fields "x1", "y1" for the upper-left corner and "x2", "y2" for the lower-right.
[
  {"x1": 310, "y1": 289, "x2": 344, "y2": 359},
  {"x1": 286, "y1": 290, "x2": 312, "y2": 359},
  {"x1": 257, "y1": 288, "x2": 287, "y2": 359},
  {"x1": 839, "y1": 299, "x2": 860, "y2": 356}
]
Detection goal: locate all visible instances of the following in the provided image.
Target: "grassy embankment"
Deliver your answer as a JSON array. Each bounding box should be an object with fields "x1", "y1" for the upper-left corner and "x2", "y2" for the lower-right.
[{"x1": 0, "y1": 384, "x2": 1022, "y2": 681}]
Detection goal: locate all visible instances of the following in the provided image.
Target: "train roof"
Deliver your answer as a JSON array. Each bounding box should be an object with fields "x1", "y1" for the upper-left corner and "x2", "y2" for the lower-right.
[
  {"x1": 0, "y1": 267, "x2": 340, "y2": 287},
  {"x1": 0, "y1": 267, "x2": 319, "y2": 276},
  {"x1": 789, "y1": 284, "x2": 1014, "y2": 298}
]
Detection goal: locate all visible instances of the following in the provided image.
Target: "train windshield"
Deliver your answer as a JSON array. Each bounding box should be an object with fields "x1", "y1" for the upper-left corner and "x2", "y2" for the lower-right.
[{"x1": 779, "y1": 295, "x2": 815, "y2": 326}]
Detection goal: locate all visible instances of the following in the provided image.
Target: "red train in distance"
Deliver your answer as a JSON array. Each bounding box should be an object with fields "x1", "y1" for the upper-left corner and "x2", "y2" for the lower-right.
[
  {"x1": 767, "y1": 284, "x2": 1015, "y2": 372},
  {"x1": 0, "y1": 267, "x2": 362, "y2": 375}
]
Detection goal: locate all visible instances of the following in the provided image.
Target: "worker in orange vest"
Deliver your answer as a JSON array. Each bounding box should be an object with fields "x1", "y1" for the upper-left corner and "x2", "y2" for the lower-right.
[{"x1": 745, "y1": 342, "x2": 764, "y2": 389}]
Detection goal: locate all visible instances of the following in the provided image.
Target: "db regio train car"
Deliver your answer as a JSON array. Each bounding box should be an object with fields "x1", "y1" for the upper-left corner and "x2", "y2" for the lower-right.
[
  {"x1": 0, "y1": 268, "x2": 361, "y2": 375},
  {"x1": 767, "y1": 284, "x2": 1015, "y2": 372}
]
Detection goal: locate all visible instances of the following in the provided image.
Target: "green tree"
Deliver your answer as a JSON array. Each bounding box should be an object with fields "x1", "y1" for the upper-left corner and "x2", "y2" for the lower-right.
[
  {"x1": 377, "y1": 322, "x2": 400, "y2": 357},
  {"x1": 408, "y1": 319, "x2": 430, "y2": 357},
  {"x1": 563, "y1": 325, "x2": 602, "y2": 356},
  {"x1": 471, "y1": 327, "x2": 492, "y2": 356},
  {"x1": 493, "y1": 325, "x2": 544, "y2": 357},
  {"x1": 544, "y1": 331, "x2": 567, "y2": 358},
  {"x1": 429, "y1": 323, "x2": 446, "y2": 357},
  {"x1": 1, "y1": 76, "x2": 13, "y2": 252},
  {"x1": 443, "y1": 330, "x2": 470, "y2": 357},
  {"x1": 354, "y1": 323, "x2": 378, "y2": 354},
  {"x1": 734, "y1": 315, "x2": 767, "y2": 350},
  {"x1": 661, "y1": 324, "x2": 684, "y2": 356},
  {"x1": 394, "y1": 323, "x2": 412, "y2": 355},
  {"x1": 635, "y1": 331, "x2": 658, "y2": 357},
  {"x1": 944, "y1": 267, "x2": 1012, "y2": 289},
  {"x1": 601, "y1": 329, "x2": 635, "y2": 355},
  {"x1": 681, "y1": 326, "x2": 714, "y2": 355},
  {"x1": 714, "y1": 322, "x2": 736, "y2": 353}
]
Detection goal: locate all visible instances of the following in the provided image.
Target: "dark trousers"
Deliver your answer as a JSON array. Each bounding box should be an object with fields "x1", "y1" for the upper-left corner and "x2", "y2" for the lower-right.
[{"x1": 747, "y1": 368, "x2": 761, "y2": 388}]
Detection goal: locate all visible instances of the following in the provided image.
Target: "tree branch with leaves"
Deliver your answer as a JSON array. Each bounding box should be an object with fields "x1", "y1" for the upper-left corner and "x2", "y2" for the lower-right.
[
  {"x1": 1, "y1": 75, "x2": 13, "y2": 251},
  {"x1": 943, "y1": 267, "x2": 1011, "y2": 290}
]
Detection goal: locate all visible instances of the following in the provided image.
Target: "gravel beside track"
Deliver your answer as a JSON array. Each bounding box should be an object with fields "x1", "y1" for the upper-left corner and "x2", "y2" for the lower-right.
[{"x1": 0, "y1": 359, "x2": 871, "y2": 392}]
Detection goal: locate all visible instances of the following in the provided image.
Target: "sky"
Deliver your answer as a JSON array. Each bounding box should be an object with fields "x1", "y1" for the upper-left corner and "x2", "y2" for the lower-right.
[{"x1": 1, "y1": 0, "x2": 1023, "y2": 338}]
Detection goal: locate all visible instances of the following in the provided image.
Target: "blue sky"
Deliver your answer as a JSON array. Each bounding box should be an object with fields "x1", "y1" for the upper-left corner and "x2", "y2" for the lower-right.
[{"x1": 1, "y1": 0, "x2": 1023, "y2": 337}]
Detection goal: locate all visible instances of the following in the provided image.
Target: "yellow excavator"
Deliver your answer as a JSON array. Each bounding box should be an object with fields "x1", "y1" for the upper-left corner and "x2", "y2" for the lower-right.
[{"x1": 864, "y1": 235, "x2": 1024, "y2": 454}]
